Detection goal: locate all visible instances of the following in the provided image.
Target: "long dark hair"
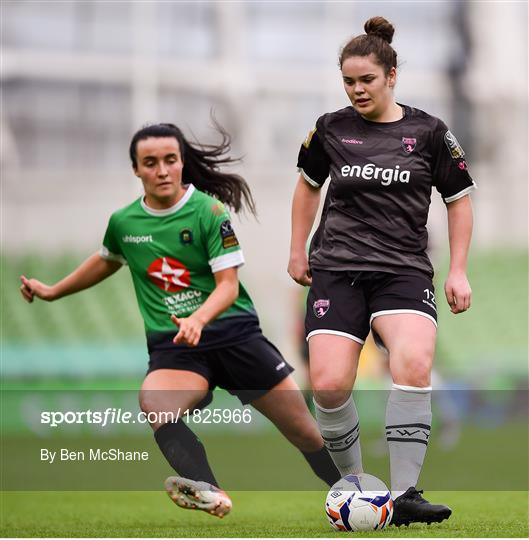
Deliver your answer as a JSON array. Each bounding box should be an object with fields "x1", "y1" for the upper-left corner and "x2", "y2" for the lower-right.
[{"x1": 129, "y1": 121, "x2": 256, "y2": 215}]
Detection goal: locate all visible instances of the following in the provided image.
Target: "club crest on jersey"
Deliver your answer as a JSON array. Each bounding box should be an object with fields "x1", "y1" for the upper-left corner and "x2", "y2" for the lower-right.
[
  {"x1": 444, "y1": 130, "x2": 465, "y2": 159},
  {"x1": 401, "y1": 137, "x2": 417, "y2": 153},
  {"x1": 313, "y1": 299, "x2": 330, "y2": 318},
  {"x1": 179, "y1": 228, "x2": 193, "y2": 245}
]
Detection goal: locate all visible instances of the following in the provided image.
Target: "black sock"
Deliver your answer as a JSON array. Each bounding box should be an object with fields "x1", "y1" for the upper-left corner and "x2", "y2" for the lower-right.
[
  {"x1": 302, "y1": 446, "x2": 342, "y2": 486},
  {"x1": 154, "y1": 420, "x2": 218, "y2": 486}
]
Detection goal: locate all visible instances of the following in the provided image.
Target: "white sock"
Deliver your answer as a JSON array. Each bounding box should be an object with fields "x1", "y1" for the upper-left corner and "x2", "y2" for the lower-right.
[
  {"x1": 314, "y1": 395, "x2": 363, "y2": 476},
  {"x1": 386, "y1": 383, "x2": 432, "y2": 493}
]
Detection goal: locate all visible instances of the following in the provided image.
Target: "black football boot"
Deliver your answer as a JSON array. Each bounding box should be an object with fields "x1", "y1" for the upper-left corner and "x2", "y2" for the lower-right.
[{"x1": 391, "y1": 487, "x2": 452, "y2": 526}]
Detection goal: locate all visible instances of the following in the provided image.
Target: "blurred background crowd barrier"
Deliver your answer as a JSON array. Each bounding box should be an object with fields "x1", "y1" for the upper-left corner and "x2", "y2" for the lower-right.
[{"x1": 1, "y1": 1, "x2": 527, "y2": 396}]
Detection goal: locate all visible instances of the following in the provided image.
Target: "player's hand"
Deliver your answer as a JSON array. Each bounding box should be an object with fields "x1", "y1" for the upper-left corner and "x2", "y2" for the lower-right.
[
  {"x1": 444, "y1": 271, "x2": 472, "y2": 314},
  {"x1": 19, "y1": 275, "x2": 55, "y2": 303},
  {"x1": 171, "y1": 314, "x2": 204, "y2": 347},
  {"x1": 288, "y1": 253, "x2": 312, "y2": 286}
]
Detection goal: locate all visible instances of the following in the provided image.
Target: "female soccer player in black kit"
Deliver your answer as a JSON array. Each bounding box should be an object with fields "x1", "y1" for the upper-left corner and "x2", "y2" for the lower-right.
[{"x1": 288, "y1": 17, "x2": 476, "y2": 526}]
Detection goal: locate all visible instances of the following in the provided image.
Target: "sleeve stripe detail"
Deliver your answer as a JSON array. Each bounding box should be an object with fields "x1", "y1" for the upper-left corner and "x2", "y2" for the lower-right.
[
  {"x1": 444, "y1": 183, "x2": 477, "y2": 203},
  {"x1": 297, "y1": 167, "x2": 322, "y2": 188},
  {"x1": 209, "y1": 251, "x2": 245, "y2": 273},
  {"x1": 99, "y1": 246, "x2": 127, "y2": 266}
]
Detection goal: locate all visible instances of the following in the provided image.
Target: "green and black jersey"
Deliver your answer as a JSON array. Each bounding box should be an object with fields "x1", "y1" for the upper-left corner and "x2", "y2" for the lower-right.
[{"x1": 100, "y1": 185, "x2": 260, "y2": 350}]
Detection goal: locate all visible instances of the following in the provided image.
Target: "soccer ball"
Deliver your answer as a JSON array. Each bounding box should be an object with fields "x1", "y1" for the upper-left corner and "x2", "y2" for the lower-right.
[{"x1": 325, "y1": 473, "x2": 393, "y2": 531}]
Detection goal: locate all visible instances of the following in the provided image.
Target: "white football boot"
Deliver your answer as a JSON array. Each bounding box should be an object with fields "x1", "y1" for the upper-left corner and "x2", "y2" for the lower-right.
[{"x1": 164, "y1": 476, "x2": 232, "y2": 518}]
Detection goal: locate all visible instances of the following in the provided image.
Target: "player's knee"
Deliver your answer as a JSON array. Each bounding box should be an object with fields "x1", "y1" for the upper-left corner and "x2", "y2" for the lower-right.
[
  {"x1": 313, "y1": 385, "x2": 351, "y2": 410},
  {"x1": 138, "y1": 389, "x2": 162, "y2": 416},
  {"x1": 391, "y1": 351, "x2": 432, "y2": 387},
  {"x1": 411, "y1": 353, "x2": 433, "y2": 384},
  {"x1": 311, "y1": 368, "x2": 354, "y2": 397}
]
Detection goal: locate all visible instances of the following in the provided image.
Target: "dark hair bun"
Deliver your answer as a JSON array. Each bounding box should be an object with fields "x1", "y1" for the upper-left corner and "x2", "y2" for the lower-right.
[{"x1": 364, "y1": 16, "x2": 395, "y2": 44}]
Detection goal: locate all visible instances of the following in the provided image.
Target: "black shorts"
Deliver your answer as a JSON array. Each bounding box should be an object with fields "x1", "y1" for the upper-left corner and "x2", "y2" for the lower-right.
[
  {"x1": 147, "y1": 335, "x2": 294, "y2": 405},
  {"x1": 305, "y1": 270, "x2": 437, "y2": 348}
]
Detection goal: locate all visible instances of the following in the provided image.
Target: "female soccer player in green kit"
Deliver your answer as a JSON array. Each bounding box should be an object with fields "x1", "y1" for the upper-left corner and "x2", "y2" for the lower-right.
[{"x1": 20, "y1": 122, "x2": 340, "y2": 518}]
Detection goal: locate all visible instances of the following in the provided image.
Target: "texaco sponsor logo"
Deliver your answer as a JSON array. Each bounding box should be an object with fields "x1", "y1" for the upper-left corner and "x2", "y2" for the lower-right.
[{"x1": 147, "y1": 257, "x2": 190, "y2": 292}]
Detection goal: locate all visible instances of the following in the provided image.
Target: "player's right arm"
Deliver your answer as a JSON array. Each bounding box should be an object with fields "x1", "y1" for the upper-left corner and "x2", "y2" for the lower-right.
[
  {"x1": 288, "y1": 121, "x2": 329, "y2": 286},
  {"x1": 20, "y1": 251, "x2": 122, "y2": 303},
  {"x1": 288, "y1": 174, "x2": 321, "y2": 286}
]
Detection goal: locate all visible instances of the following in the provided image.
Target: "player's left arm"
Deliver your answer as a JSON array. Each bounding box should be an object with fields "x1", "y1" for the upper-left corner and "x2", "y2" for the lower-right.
[
  {"x1": 171, "y1": 267, "x2": 239, "y2": 347},
  {"x1": 444, "y1": 194, "x2": 473, "y2": 314}
]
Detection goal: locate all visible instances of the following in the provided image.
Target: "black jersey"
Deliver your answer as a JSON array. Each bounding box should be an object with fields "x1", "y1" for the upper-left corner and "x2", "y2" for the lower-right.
[{"x1": 297, "y1": 105, "x2": 476, "y2": 277}]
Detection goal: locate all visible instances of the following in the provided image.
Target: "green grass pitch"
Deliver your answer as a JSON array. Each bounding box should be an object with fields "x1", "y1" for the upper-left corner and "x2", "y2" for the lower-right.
[{"x1": 1, "y1": 490, "x2": 527, "y2": 537}]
